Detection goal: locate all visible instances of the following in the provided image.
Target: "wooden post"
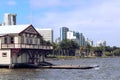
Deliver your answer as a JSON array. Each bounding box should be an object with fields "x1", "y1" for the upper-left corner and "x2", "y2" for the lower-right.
[
  {"x1": 9, "y1": 64, "x2": 14, "y2": 69},
  {"x1": 41, "y1": 54, "x2": 45, "y2": 62}
]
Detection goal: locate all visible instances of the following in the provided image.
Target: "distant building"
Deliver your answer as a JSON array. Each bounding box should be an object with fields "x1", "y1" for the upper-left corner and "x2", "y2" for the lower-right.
[
  {"x1": 55, "y1": 37, "x2": 61, "y2": 44},
  {"x1": 67, "y1": 31, "x2": 76, "y2": 40},
  {"x1": 79, "y1": 33, "x2": 86, "y2": 46},
  {"x1": 37, "y1": 28, "x2": 53, "y2": 43},
  {"x1": 3, "y1": 13, "x2": 16, "y2": 25},
  {"x1": 60, "y1": 27, "x2": 69, "y2": 41},
  {"x1": 86, "y1": 38, "x2": 93, "y2": 46},
  {"x1": 96, "y1": 40, "x2": 106, "y2": 47},
  {"x1": 67, "y1": 31, "x2": 86, "y2": 46}
]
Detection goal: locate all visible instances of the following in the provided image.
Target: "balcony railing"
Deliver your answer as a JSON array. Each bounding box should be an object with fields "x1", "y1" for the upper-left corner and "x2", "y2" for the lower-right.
[{"x1": 1, "y1": 43, "x2": 53, "y2": 50}]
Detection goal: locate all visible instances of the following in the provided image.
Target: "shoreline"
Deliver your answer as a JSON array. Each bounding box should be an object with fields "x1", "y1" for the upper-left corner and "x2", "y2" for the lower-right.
[{"x1": 46, "y1": 55, "x2": 119, "y2": 60}]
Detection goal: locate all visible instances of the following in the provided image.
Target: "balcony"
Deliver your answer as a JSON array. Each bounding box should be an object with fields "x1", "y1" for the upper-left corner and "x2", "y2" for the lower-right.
[{"x1": 1, "y1": 43, "x2": 53, "y2": 50}]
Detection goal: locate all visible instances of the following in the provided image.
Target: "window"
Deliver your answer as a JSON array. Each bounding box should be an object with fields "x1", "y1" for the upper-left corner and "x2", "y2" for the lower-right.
[
  {"x1": 26, "y1": 38, "x2": 29, "y2": 44},
  {"x1": 10, "y1": 37, "x2": 14, "y2": 44},
  {"x1": 21, "y1": 36, "x2": 24, "y2": 43},
  {"x1": 30, "y1": 38, "x2": 33, "y2": 44},
  {"x1": 4, "y1": 37, "x2": 7, "y2": 44},
  {"x1": 26, "y1": 38, "x2": 32, "y2": 44},
  {"x1": 35, "y1": 39, "x2": 38, "y2": 44},
  {"x1": 2, "y1": 53, "x2": 7, "y2": 57}
]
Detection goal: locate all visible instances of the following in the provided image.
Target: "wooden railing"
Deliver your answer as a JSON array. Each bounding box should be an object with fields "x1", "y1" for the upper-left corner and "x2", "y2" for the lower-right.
[{"x1": 1, "y1": 43, "x2": 53, "y2": 50}]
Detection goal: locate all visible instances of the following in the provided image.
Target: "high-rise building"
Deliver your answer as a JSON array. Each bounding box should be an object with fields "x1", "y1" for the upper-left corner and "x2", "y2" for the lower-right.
[
  {"x1": 3, "y1": 13, "x2": 16, "y2": 25},
  {"x1": 79, "y1": 33, "x2": 86, "y2": 46},
  {"x1": 67, "y1": 31, "x2": 76, "y2": 40},
  {"x1": 96, "y1": 40, "x2": 106, "y2": 47},
  {"x1": 67, "y1": 31, "x2": 86, "y2": 46},
  {"x1": 37, "y1": 28, "x2": 53, "y2": 43},
  {"x1": 55, "y1": 37, "x2": 61, "y2": 44},
  {"x1": 86, "y1": 38, "x2": 93, "y2": 46},
  {"x1": 60, "y1": 27, "x2": 69, "y2": 41}
]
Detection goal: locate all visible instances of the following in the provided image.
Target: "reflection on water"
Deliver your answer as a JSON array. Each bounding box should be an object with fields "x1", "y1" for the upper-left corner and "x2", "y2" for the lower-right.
[
  {"x1": 0, "y1": 69, "x2": 43, "y2": 80},
  {"x1": 0, "y1": 57, "x2": 120, "y2": 80}
]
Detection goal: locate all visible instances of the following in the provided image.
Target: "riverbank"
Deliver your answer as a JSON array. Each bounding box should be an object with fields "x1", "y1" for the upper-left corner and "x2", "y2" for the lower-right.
[{"x1": 46, "y1": 55, "x2": 117, "y2": 60}]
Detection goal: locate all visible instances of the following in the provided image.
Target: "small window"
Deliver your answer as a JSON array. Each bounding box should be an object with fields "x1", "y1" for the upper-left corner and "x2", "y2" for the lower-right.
[
  {"x1": 30, "y1": 38, "x2": 33, "y2": 44},
  {"x1": 4, "y1": 37, "x2": 7, "y2": 44},
  {"x1": 11, "y1": 37, "x2": 14, "y2": 44},
  {"x1": 2, "y1": 53, "x2": 7, "y2": 57},
  {"x1": 21, "y1": 36, "x2": 24, "y2": 44},
  {"x1": 34, "y1": 39, "x2": 38, "y2": 44}
]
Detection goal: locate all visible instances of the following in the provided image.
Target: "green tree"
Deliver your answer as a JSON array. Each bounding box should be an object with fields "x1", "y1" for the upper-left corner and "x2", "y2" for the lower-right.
[
  {"x1": 104, "y1": 52, "x2": 113, "y2": 56},
  {"x1": 59, "y1": 39, "x2": 79, "y2": 56},
  {"x1": 104, "y1": 46, "x2": 113, "y2": 52},
  {"x1": 113, "y1": 49, "x2": 120, "y2": 56},
  {"x1": 91, "y1": 47, "x2": 103, "y2": 57}
]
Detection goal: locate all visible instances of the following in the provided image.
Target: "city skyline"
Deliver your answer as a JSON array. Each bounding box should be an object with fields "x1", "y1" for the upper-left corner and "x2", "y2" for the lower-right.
[{"x1": 0, "y1": 0, "x2": 120, "y2": 47}]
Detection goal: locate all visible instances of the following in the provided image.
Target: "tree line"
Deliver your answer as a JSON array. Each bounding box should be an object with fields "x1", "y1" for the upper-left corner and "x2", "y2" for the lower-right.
[{"x1": 51, "y1": 39, "x2": 120, "y2": 57}]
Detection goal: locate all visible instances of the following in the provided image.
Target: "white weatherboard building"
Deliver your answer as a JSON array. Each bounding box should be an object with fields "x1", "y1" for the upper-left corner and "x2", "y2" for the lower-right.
[
  {"x1": 0, "y1": 24, "x2": 53, "y2": 68},
  {"x1": 37, "y1": 28, "x2": 53, "y2": 43}
]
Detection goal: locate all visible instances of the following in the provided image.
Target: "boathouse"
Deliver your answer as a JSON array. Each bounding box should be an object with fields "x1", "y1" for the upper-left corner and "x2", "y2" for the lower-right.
[{"x1": 0, "y1": 24, "x2": 53, "y2": 68}]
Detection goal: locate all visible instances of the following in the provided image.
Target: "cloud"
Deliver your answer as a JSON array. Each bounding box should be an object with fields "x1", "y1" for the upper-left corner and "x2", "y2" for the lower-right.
[
  {"x1": 30, "y1": 0, "x2": 60, "y2": 8},
  {"x1": 30, "y1": 0, "x2": 120, "y2": 46},
  {"x1": 29, "y1": 0, "x2": 87, "y2": 9},
  {"x1": 7, "y1": 0, "x2": 16, "y2": 6},
  {"x1": 33, "y1": 1, "x2": 120, "y2": 29}
]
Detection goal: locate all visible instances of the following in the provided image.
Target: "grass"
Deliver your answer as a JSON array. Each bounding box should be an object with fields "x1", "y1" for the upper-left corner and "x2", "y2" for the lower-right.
[{"x1": 47, "y1": 55, "x2": 97, "y2": 60}]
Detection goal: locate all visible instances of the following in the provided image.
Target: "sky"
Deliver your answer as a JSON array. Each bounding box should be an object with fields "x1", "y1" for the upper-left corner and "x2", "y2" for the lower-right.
[{"x1": 0, "y1": 0, "x2": 120, "y2": 47}]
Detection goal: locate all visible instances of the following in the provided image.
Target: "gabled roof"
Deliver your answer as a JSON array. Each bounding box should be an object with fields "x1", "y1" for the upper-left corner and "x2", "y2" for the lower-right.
[{"x1": 0, "y1": 24, "x2": 31, "y2": 35}]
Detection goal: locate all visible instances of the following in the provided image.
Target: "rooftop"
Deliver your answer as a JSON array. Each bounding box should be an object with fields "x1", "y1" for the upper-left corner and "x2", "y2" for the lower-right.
[
  {"x1": 36, "y1": 28, "x2": 53, "y2": 31},
  {"x1": 0, "y1": 24, "x2": 31, "y2": 35}
]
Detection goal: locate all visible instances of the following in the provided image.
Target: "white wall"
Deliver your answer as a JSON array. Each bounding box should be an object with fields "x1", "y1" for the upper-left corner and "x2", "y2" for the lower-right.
[
  {"x1": 0, "y1": 38, "x2": 1, "y2": 49},
  {"x1": 14, "y1": 36, "x2": 21, "y2": 43},
  {"x1": 0, "y1": 37, "x2": 4, "y2": 49},
  {"x1": 0, "y1": 50, "x2": 11, "y2": 65}
]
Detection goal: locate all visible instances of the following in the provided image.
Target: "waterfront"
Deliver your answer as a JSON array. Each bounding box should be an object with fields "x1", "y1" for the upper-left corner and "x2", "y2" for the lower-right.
[{"x1": 0, "y1": 57, "x2": 120, "y2": 80}]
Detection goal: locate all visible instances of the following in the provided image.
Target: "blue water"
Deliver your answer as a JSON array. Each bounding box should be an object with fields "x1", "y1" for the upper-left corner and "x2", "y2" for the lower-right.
[{"x1": 0, "y1": 57, "x2": 120, "y2": 80}]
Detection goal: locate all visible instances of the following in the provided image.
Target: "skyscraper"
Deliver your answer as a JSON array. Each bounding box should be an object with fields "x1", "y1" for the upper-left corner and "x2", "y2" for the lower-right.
[
  {"x1": 96, "y1": 40, "x2": 106, "y2": 47},
  {"x1": 3, "y1": 13, "x2": 16, "y2": 25},
  {"x1": 60, "y1": 27, "x2": 69, "y2": 41},
  {"x1": 67, "y1": 31, "x2": 86, "y2": 46},
  {"x1": 79, "y1": 33, "x2": 86, "y2": 46},
  {"x1": 86, "y1": 38, "x2": 93, "y2": 46}
]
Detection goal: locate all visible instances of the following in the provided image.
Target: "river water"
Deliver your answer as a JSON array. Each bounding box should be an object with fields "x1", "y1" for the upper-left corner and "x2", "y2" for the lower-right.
[{"x1": 0, "y1": 57, "x2": 120, "y2": 80}]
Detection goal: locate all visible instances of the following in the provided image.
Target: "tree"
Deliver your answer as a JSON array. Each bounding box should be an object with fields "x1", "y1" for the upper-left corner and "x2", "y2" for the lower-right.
[
  {"x1": 113, "y1": 49, "x2": 120, "y2": 56},
  {"x1": 92, "y1": 47, "x2": 103, "y2": 57},
  {"x1": 104, "y1": 46, "x2": 113, "y2": 52},
  {"x1": 104, "y1": 52, "x2": 113, "y2": 56},
  {"x1": 59, "y1": 39, "x2": 79, "y2": 56}
]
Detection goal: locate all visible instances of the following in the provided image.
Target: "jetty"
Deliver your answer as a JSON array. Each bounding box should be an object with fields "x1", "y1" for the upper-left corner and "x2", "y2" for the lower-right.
[
  {"x1": 39, "y1": 65, "x2": 97, "y2": 69},
  {"x1": 38, "y1": 61, "x2": 99, "y2": 69},
  {"x1": 0, "y1": 61, "x2": 98, "y2": 69}
]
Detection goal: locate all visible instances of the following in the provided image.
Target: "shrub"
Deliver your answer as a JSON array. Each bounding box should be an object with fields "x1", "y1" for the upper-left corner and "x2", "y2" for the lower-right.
[
  {"x1": 113, "y1": 49, "x2": 120, "y2": 56},
  {"x1": 104, "y1": 52, "x2": 113, "y2": 56}
]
